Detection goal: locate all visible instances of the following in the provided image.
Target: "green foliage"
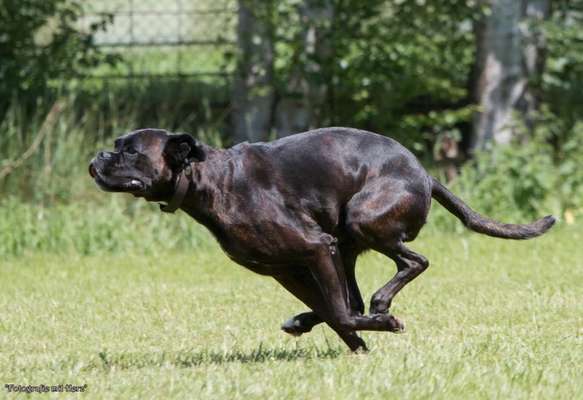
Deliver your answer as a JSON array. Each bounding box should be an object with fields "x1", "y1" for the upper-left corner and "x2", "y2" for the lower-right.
[
  {"x1": 0, "y1": 196, "x2": 215, "y2": 257},
  {"x1": 269, "y1": 0, "x2": 483, "y2": 150},
  {"x1": 429, "y1": 122, "x2": 583, "y2": 233},
  {"x1": 1, "y1": 0, "x2": 582, "y2": 259},
  {"x1": 1, "y1": 94, "x2": 580, "y2": 258},
  {"x1": 543, "y1": 1, "x2": 583, "y2": 129},
  {"x1": 0, "y1": 86, "x2": 226, "y2": 258},
  {"x1": 0, "y1": 84, "x2": 227, "y2": 205},
  {"x1": 454, "y1": 140, "x2": 555, "y2": 218},
  {"x1": 421, "y1": 1, "x2": 583, "y2": 224},
  {"x1": 0, "y1": 0, "x2": 115, "y2": 114},
  {"x1": 541, "y1": 2, "x2": 583, "y2": 181},
  {"x1": 555, "y1": 121, "x2": 583, "y2": 209}
]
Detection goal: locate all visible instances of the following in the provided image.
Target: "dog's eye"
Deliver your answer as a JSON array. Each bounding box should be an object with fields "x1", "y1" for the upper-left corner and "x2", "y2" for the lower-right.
[{"x1": 124, "y1": 148, "x2": 137, "y2": 156}]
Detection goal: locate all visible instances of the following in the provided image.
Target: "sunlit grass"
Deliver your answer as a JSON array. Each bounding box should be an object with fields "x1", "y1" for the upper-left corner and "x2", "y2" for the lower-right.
[{"x1": 1, "y1": 225, "x2": 581, "y2": 399}]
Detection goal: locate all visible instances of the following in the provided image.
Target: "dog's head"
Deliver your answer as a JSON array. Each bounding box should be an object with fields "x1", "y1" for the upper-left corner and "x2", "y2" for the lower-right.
[{"x1": 89, "y1": 129, "x2": 205, "y2": 201}]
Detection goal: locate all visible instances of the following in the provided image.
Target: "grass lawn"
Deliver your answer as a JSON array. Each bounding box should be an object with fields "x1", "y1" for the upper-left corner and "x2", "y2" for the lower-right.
[{"x1": 1, "y1": 226, "x2": 582, "y2": 399}]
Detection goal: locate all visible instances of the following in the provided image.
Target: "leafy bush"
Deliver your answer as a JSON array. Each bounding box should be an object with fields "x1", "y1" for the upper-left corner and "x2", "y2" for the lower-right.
[
  {"x1": 429, "y1": 121, "x2": 583, "y2": 233},
  {"x1": 543, "y1": 3, "x2": 583, "y2": 136},
  {"x1": 270, "y1": 0, "x2": 482, "y2": 151},
  {"x1": 555, "y1": 121, "x2": 583, "y2": 210},
  {"x1": 0, "y1": 0, "x2": 115, "y2": 115}
]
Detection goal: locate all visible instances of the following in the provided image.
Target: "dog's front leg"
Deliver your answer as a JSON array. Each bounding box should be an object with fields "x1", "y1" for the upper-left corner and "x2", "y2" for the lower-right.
[
  {"x1": 274, "y1": 267, "x2": 366, "y2": 352},
  {"x1": 281, "y1": 311, "x2": 322, "y2": 336},
  {"x1": 308, "y1": 234, "x2": 404, "y2": 336},
  {"x1": 281, "y1": 245, "x2": 363, "y2": 336}
]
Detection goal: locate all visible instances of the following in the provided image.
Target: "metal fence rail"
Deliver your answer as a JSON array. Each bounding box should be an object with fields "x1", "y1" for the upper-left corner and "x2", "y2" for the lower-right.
[{"x1": 81, "y1": 0, "x2": 237, "y2": 79}]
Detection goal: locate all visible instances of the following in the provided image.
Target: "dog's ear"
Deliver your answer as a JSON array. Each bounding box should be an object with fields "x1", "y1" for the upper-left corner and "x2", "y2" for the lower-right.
[{"x1": 163, "y1": 133, "x2": 206, "y2": 169}]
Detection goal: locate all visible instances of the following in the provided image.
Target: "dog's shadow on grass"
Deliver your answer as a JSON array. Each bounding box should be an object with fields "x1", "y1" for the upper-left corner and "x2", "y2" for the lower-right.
[{"x1": 92, "y1": 345, "x2": 343, "y2": 370}]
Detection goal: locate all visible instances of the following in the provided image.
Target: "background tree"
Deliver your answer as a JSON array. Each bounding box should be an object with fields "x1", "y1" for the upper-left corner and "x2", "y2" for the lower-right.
[
  {"x1": 274, "y1": 0, "x2": 334, "y2": 137},
  {"x1": 470, "y1": 0, "x2": 550, "y2": 151},
  {"x1": 231, "y1": 0, "x2": 275, "y2": 143}
]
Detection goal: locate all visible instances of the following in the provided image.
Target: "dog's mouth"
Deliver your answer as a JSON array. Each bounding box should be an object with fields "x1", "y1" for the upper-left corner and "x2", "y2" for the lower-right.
[
  {"x1": 89, "y1": 162, "x2": 146, "y2": 193},
  {"x1": 89, "y1": 163, "x2": 97, "y2": 178}
]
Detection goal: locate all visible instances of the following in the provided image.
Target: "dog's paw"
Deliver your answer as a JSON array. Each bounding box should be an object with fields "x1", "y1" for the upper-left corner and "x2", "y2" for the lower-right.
[
  {"x1": 387, "y1": 315, "x2": 405, "y2": 333},
  {"x1": 351, "y1": 344, "x2": 369, "y2": 355},
  {"x1": 281, "y1": 318, "x2": 311, "y2": 337},
  {"x1": 369, "y1": 313, "x2": 405, "y2": 333}
]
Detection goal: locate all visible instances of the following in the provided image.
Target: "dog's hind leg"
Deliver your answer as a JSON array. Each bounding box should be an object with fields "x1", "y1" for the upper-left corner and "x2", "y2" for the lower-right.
[
  {"x1": 343, "y1": 244, "x2": 365, "y2": 315},
  {"x1": 280, "y1": 311, "x2": 322, "y2": 337},
  {"x1": 345, "y1": 186, "x2": 431, "y2": 320},
  {"x1": 274, "y1": 267, "x2": 368, "y2": 352},
  {"x1": 299, "y1": 234, "x2": 404, "y2": 338},
  {"x1": 369, "y1": 242, "x2": 429, "y2": 315},
  {"x1": 280, "y1": 244, "x2": 364, "y2": 336}
]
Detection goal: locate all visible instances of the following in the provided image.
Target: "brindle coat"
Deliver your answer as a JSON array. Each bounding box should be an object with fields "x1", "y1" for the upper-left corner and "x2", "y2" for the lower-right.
[{"x1": 90, "y1": 127, "x2": 555, "y2": 351}]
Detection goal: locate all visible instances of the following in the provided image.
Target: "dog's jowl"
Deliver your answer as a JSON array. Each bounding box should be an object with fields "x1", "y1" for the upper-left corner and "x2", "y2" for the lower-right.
[{"x1": 90, "y1": 127, "x2": 555, "y2": 352}]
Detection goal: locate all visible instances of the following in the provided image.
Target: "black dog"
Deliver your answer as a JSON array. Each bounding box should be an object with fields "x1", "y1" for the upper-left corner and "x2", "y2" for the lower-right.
[{"x1": 89, "y1": 128, "x2": 555, "y2": 352}]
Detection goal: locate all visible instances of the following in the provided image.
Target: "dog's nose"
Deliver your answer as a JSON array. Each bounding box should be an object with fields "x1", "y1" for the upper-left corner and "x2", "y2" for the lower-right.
[{"x1": 98, "y1": 151, "x2": 113, "y2": 160}]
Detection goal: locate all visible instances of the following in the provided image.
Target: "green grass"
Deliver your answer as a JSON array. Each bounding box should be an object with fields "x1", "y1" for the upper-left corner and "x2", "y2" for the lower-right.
[
  {"x1": 1, "y1": 224, "x2": 582, "y2": 399},
  {"x1": 90, "y1": 45, "x2": 234, "y2": 79}
]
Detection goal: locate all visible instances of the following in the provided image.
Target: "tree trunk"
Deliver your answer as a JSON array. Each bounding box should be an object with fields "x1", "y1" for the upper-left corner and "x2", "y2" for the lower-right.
[
  {"x1": 231, "y1": 1, "x2": 275, "y2": 143},
  {"x1": 275, "y1": 0, "x2": 333, "y2": 138},
  {"x1": 521, "y1": 0, "x2": 551, "y2": 131},
  {"x1": 470, "y1": 0, "x2": 550, "y2": 152}
]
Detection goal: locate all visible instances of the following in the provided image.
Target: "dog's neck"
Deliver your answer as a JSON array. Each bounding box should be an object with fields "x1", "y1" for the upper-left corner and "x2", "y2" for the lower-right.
[
  {"x1": 158, "y1": 143, "x2": 220, "y2": 214},
  {"x1": 159, "y1": 165, "x2": 192, "y2": 213},
  {"x1": 166, "y1": 149, "x2": 230, "y2": 229}
]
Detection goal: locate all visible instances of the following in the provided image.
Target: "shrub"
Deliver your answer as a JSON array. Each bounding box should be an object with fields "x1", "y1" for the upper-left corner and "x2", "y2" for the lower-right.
[{"x1": 0, "y1": 0, "x2": 115, "y2": 116}]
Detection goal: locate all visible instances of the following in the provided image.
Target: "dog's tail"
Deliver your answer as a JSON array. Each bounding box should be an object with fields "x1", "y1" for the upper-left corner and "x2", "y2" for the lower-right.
[{"x1": 430, "y1": 176, "x2": 556, "y2": 240}]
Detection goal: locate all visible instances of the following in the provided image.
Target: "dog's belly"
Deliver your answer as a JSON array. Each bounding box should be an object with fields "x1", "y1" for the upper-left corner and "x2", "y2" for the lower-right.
[
  {"x1": 212, "y1": 216, "x2": 325, "y2": 274},
  {"x1": 223, "y1": 252, "x2": 294, "y2": 275},
  {"x1": 220, "y1": 244, "x2": 303, "y2": 275}
]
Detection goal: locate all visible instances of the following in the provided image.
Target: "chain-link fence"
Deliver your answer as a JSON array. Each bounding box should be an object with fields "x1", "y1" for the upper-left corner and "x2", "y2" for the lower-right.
[{"x1": 81, "y1": 0, "x2": 237, "y2": 80}]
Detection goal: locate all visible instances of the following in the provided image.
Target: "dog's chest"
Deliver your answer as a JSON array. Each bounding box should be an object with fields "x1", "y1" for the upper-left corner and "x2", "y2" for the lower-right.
[{"x1": 198, "y1": 175, "x2": 333, "y2": 272}]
